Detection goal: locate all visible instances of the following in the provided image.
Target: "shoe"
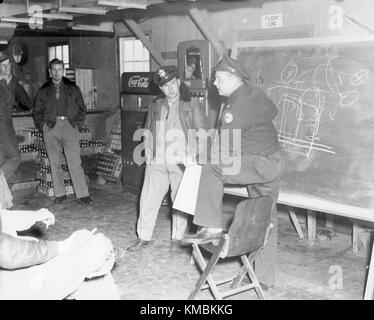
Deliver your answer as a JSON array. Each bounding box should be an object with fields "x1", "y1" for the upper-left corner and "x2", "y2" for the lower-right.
[
  {"x1": 78, "y1": 196, "x2": 93, "y2": 205},
  {"x1": 170, "y1": 239, "x2": 184, "y2": 247},
  {"x1": 112, "y1": 246, "x2": 126, "y2": 262},
  {"x1": 260, "y1": 282, "x2": 273, "y2": 292},
  {"x1": 177, "y1": 238, "x2": 193, "y2": 247},
  {"x1": 127, "y1": 239, "x2": 150, "y2": 252},
  {"x1": 183, "y1": 229, "x2": 223, "y2": 245},
  {"x1": 54, "y1": 195, "x2": 67, "y2": 204}
]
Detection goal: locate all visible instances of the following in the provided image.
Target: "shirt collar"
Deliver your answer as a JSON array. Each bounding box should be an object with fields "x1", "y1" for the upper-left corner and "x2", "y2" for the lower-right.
[
  {"x1": 53, "y1": 80, "x2": 63, "y2": 88},
  {"x1": 227, "y1": 84, "x2": 246, "y2": 105}
]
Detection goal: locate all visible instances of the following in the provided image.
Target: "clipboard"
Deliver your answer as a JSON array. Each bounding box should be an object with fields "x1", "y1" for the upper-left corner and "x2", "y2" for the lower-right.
[{"x1": 173, "y1": 164, "x2": 202, "y2": 215}]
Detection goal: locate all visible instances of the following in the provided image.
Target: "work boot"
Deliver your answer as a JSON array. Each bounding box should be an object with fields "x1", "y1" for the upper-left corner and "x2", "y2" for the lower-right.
[
  {"x1": 127, "y1": 239, "x2": 150, "y2": 252},
  {"x1": 182, "y1": 228, "x2": 223, "y2": 245},
  {"x1": 77, "y1": 196, "x2": 93, "y2": 205},
  {"x1": 170, "y1": 239, "x2": 184, "y2": 248},
  {"x1": 54, "y1": 195, "x2": 67, "y2": 204}
]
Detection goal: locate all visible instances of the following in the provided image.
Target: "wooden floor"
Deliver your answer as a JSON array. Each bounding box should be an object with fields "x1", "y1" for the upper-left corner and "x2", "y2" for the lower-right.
[{"x1": 11, "y1": 180, "x2": 370, "y2": 300}]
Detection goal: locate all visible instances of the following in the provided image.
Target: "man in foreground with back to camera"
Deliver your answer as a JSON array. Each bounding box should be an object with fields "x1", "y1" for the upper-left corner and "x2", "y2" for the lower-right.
[{"x1": 0, "y1": 175, "x2": 120, "y2": 300}]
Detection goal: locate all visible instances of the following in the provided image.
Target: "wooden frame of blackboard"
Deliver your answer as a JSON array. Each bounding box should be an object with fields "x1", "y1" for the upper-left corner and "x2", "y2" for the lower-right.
[
  {"x1": 224, "y1": 186, "x2": 374, "y2": 223},
  {"x1": 228, "y1": 35, "x2": 374, "y2": 225},
  {"x1": 231, "y1": 34, "x2": 374, "y2": 57}
]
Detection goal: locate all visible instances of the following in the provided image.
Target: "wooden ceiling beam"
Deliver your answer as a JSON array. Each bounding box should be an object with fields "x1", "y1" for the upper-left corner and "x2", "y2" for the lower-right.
[{"x1": 123, "y1": 18, "x2": 165, "y2": 66}]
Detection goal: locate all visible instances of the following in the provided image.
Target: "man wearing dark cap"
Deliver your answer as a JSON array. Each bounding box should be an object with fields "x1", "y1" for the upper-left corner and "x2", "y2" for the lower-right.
[
  {"x1": 0, "y1": 51, "x2": 31, "y2": 183},
  {"x1": 34, "y1": 58, "x2": 92, "y2": 205},
  {"x1": 182, "y1": 55, "x2": 284, "y2": 285},
  {"x1": 127, "y1": 65, "x2": 209, "y2": 251}
]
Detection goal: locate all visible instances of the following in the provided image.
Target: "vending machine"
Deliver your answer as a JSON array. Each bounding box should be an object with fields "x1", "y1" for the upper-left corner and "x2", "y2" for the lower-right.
[
  {"x1": 177, "y1": 40, "x2": 221, "y2": 127},
  {"x1": 120, "y1": 72, "x2": 160, "y2": 193}
]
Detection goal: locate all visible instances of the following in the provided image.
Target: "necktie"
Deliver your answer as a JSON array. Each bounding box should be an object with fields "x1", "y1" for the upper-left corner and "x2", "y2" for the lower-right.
[{"x1": 55, "y1": 83, "x2": 61, "y2": 99}]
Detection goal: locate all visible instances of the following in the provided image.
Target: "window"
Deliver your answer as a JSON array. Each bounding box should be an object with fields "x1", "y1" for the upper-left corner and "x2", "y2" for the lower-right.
[
  {"x1": 48, "y1": 43, "x2": 70, "y2": 69},
  {"x1": 119, "y1": 36, "x2": 150, "y2": 74}
]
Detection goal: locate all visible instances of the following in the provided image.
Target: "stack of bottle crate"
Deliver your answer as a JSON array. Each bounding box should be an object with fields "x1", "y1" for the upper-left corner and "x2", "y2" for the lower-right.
[
  {"x1": 17, "y1": 128, "x2": 39, "y2": 161},
  {"x1": 35, "y1": 126, "x2": 104, "y2": 197},
  {"x1": 96, "y1": 118, "x2": 122, "y2": 183}
]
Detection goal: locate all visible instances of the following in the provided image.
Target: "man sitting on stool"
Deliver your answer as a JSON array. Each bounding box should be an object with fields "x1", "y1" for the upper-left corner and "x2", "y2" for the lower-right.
[{"x1": 182, "y1": 55, "x2": 284, "y2": 286}]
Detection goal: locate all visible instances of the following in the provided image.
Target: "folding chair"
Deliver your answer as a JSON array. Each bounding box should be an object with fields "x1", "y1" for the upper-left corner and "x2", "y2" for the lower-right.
[{"x1": 188, "y1": 195, "x2": 274, "y2": 300}]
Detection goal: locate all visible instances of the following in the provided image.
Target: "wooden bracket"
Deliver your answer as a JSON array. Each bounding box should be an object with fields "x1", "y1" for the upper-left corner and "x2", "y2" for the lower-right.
[
  {"x1": 123, "y1": 19, "x2": 165, "y2": 67},
  {"x1": 188, "y1": 7, "x2": 226, "y2": 58}
]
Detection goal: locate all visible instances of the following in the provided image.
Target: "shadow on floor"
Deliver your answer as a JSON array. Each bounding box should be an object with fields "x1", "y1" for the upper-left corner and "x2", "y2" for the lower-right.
[{"x1": 12, "y1": 180, "x2": 368, "y2": 300}]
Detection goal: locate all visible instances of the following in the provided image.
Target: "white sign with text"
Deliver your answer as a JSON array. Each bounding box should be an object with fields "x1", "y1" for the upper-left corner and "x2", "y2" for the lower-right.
[{"x1": 261, "y1": 13, "x2": 283, "y2": 29}]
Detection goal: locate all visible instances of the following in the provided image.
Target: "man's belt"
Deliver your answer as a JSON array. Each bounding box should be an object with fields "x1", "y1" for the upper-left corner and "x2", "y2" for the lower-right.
[{"x1": 56, "y1": 116, "x2": 67, "y2": 120}]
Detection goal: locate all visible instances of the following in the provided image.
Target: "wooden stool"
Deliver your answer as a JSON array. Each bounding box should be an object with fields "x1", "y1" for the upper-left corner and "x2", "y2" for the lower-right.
[{"x1": 188, "y1": 196, "x2": 273, "y2": 300}]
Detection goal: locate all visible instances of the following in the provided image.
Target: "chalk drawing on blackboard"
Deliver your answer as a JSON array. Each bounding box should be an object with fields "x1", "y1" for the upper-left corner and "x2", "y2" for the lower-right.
[
  {"x1": 265, "y1": 52, "x2": 369, "y2": 160},
  {"x1": 232, "y1": 37, "x2": 374, "y2": 212}
]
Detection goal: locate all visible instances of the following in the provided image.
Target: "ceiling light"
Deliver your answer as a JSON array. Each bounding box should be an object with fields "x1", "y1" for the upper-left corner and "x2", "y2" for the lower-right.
[
  {"x1": 72, "y1": 24, "x2": 113, "y2": 32},
  {"x1": 59, "y1": 6, "x2": 108, "y2": 15},
  {"x1": 98, "y1": 0, "x2": 147, "y2": 10},
  {"x1": 0, "y1": 17, "x2": 37, "y2": 24},
  {"x1": 0, "y1": 22, "x2": 17, "y2": 28},
  {"x1": 33, "y1": 12, "x2": 74, "y2": 20}
]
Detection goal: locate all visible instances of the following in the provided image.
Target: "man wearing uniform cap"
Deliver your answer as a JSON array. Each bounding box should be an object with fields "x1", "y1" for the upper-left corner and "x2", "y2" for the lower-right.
[
  {"x1": 127, "y1": 65, "x2": 210, "y2": 251},
  {"x1": 183, "y1": 55, "x2": 284, "y2": 285},
  {"x1": 0, "y1": 51, "x2": 31, "y2": 184}
]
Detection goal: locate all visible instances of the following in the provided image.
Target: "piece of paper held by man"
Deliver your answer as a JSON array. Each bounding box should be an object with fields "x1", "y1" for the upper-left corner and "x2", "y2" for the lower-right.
[{"x1": 173, "y1": 164, "x2": 202, "y2": 215}]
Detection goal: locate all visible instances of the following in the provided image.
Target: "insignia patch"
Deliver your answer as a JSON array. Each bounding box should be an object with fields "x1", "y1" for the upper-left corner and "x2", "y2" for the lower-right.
[
  {"x1": 224, "y1": 112, "x2": 233, "y2": 124},
  {"x1": 158, "y1": 69, "x2": 166, "y2": 77}
]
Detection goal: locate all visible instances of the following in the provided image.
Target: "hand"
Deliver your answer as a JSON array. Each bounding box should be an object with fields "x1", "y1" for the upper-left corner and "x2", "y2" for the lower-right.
[
  {"x1": 75, "y1": 124, "x2": 83, "y2": 133},
  {"x1": 43, "y1": 122, "x2": 52, "y2": 131},
  {"x1": 184, "y1": 154, "x2": 196, "y2": 167},
  {"x1": 35, "y1": 208, "x2": 55, "y2": 229},
  {"x1": 58, "y1": 229, "x2": 92, "y2": 254},
  {"x1": 1, "y1": 209, "x2": 55, "y2": 233}
]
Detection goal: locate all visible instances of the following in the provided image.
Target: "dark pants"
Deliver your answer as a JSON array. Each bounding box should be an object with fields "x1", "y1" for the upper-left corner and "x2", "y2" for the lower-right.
[
  {"x1": 43, "y1": 119, "x2": 89, "y2": 199},
  {"x1": 193, "y1": 150, "x2": 283, "y2": 228},
  {"x1": 193, "y1": 150, "x2": 284, "y2": 286},
  {"x1": 0, "y1": 135, "x2": 21, "y2": 181}
]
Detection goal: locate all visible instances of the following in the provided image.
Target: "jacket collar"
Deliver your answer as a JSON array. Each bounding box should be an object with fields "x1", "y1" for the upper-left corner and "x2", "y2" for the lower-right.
[
  {"x1": 41, "y1": 77, "x2": 74, "y2": 89},
  {"x1": 227, "y1": 84, "x2": 254, "y2": 105}
]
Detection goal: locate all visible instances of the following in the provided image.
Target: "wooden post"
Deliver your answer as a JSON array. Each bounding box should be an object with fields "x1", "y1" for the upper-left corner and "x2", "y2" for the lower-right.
[
  {"x1": 307, "y1": 210, "x2": 316, "y2": 241},
  {"x1": 364, "y1": 240, "x2": 374, "y2": 300},
  {"x1": 123, "y1": 19, "x2": 166, "y2": 67},
  {"x1": 288, "y1": 206, "x2": 305, "y2": 239},
  {"x1": 188, "y1": 7, "x2": 226, "y2": 57},
  {"x1": 353, "y1": 223, "x2": 359, "y2": 253},
  {"x1": 325, "y1": 213, "x2": 334, "y2": 229}
]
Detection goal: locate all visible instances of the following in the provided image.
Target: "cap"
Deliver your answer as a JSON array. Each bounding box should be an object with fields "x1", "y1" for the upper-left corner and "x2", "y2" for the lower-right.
[
  {"x1": 214, "y1": 55, "x2": 250, "y2": 81},
  {"x1": 153, "y1": 65, "x2": 178, "y2": 86},
  {"x1": 0, "y1": 51, "x2": 10, "y2": 64}
]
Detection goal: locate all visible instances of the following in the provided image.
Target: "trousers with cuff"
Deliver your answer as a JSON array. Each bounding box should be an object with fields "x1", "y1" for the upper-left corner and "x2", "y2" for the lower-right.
[
  {"x1": 137, "y1": 163, "x2": 188, "y2": 241},
  {"x1": 42, "y1": 119, "x2": 89, "y2": 199},
  {"x1": 192, "y1": 150, "x2": 284, "y2": 286},
  {"x1": 0, "y1": 134, "x2": 21, "y2": 182}
]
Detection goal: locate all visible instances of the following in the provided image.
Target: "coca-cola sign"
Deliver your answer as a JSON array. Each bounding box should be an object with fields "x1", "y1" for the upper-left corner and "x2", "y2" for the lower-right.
[
  {"x1": 122, "y1": 72, "x2": 160, "y2": 95},
  {"x1": 128, "y1": 76, "x2": 150, "y2": 88}
]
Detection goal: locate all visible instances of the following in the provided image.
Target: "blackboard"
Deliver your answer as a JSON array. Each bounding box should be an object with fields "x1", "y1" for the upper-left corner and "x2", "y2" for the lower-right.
[{"x1": 230, "y1": 36, "x2": 374, "y2": 221}]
